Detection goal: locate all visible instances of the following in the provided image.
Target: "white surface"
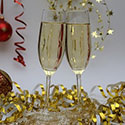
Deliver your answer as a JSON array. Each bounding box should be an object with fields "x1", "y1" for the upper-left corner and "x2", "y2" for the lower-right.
[{"x1": 0, "y1": 0, "x2": 125, "y2": 93}]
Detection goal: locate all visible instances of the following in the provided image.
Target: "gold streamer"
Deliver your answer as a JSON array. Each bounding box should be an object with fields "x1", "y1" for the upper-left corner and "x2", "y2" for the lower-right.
[{"x1": 0, "y1": 82, "x2": 124, "y2": 124}]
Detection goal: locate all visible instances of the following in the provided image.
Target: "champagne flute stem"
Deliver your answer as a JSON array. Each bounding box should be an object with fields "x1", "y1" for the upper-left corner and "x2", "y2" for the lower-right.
[
  {"x1": 45, "y1": 75, "x2": 51, "y2": 108},
  {"x1": 76, "y1": 74, "x2": 82, "y2": 103}
]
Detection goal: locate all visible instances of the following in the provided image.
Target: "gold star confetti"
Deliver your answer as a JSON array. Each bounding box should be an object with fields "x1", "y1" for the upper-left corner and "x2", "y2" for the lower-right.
[
  {"x1": 107, "y1": 10, "x2": 113, "y2": 16},
  {"x1": 107, "y1": 29, "x2": 114, "y2": 35},
  {"x1": 81, "y1": 2, "x2": 86, "y2": 7},
  {"x1": 68, "y1": 0, "x2": 72, "y2": 8},
  {"x1": 74, "y1": 6, "x2": 77, "y2": 10},
  {"x1": 91, "y1": 55, "x2": 96, "y2": 59},
  {"x1": 60, "y1": 4, "x2": 63, "y2": 8},
  {"x1": 47, "y1": 0, "x2": 114, "y2": 58},
  {"x1": 92, "y1": 31, "x2": 100, "y2": 38},
  {"x1": 80, "y1": 0, "x2": 87, "y2": 7},
  {"x1": 99, "y1": 46, "x2": 104, "y2": 51},
  {"x1": 88, "y1": 8, "x2": 92, "y2": 12},
  {"x1": 53, "y1": 14, "x2": 58, "y2": 20},
  {"x1": 96, "y1": 0, "x2": 102, "y2": 3},
  {"x1": 94, "y1": 41, "x2": 99, "y2": 49}
]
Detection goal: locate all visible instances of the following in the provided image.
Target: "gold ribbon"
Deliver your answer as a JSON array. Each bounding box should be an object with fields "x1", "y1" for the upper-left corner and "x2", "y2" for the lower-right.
[{"x1": 0, "y1": 82, "x2": 125, "y2": 124}]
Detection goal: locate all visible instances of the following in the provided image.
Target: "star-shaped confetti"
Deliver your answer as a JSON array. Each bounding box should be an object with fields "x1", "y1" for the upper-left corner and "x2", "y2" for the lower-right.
[
  {"x1": 68, "y1": 0, "x2": 72, "y2": 8},
  {"x1": 60, "y1": 4, "x2": 63, "y2": 8},
  {"x1": 92, "y1": 31, "x2": 100, "y2": 38},
  {"x1": 53, "y1": 14, "x2": 58, "y2": 20},
  {"x1": 81, "y1": 0, "x2": 87, "y2": 7},
  {"x1": 107, "y1": 10, "x2": 113, "y2": 16},
  {"x1": 107, "y1": 29, "x2": 114, "y2": 35},
  {"x1": 99, "y1": 46, "x2": 104, "y2": 51},
  {"x1": 82, "y1": 2, "x2": 86, "y2": 7},
  {"x1": 47, "y1": 0, "x2": 114, "y2": 58},
  {"x1": 96, "y1": 0, "x2": 102, "y2": 3},
  {"x1": 91, "y1": 55, "x2": 96, "y2": 59}
]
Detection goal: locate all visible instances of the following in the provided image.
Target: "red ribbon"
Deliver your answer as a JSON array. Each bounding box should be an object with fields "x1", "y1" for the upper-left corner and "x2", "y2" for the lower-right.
[
  {"x1": 13, "y1": 0, "x2": 27, "y2": 66},
  {"x1": 0, "y1": 0, "x2": 3, "y2": 15}
]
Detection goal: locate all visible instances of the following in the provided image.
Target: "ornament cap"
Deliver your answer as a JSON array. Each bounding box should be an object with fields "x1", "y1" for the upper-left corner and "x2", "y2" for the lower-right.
[{"x1": 0, "y1": 15, "x2": 4, "y2": 20}]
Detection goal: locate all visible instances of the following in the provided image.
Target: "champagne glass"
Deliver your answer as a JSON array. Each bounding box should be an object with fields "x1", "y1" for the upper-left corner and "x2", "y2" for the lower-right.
[
  {"x1": 66, "y1": 10, "x2": 91, "y2": 103},
  {"x1": 38, "y1": 10, "x2": 66, "y2": 107}
]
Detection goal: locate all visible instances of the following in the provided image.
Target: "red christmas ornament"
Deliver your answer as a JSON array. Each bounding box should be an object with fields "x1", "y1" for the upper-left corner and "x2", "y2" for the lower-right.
[
  {"x1": 0, "y1": 0, "x2": 13, "y2": 42},
  {"x1": 0, "y1": 18, "x2": 13, "y2": 42}
]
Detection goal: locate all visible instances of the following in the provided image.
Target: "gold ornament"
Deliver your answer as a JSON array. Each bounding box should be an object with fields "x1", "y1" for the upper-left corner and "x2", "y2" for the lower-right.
[{"x1": 0, "y1": 69, "x2": 12, "y2": 95}]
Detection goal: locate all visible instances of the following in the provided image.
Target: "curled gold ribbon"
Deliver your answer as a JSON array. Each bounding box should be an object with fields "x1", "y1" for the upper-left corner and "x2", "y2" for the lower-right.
[{"x1": 0, "y1": 82, "x2": 125, "y2": 124}]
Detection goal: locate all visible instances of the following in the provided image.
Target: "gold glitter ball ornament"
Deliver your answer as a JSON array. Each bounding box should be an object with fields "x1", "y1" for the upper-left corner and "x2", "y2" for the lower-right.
[{"x1": 0, "y1": 69, "x2": 12, "y2": 95}]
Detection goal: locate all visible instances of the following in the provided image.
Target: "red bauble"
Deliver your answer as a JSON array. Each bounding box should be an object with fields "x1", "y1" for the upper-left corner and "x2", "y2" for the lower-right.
[{"x1": 0, "y1": 19, "x2": 13, "y2": 42}]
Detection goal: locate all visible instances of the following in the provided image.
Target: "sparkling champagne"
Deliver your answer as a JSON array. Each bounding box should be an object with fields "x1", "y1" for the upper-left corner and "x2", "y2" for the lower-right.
[
  {"x1": 66, "y1": 23, "x2": 91, "y2": 75},
  {"x1": 38, "y1": 22, "x2": 65, "y2": 76}
]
